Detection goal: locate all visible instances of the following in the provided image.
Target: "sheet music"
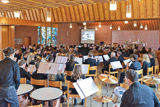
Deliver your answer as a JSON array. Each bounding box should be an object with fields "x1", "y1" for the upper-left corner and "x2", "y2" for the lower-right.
[
  {"x1": 61, "y1": 57, "x2": 68, "y2": 64},
  {"x1": 56, "y1": 56, "x2": 62, "y2": 63},
  {"x1": 37, "y1": 63, "x2": 49, "y2": 74},
  {"x1": 95, "y1": 56, "x2": 103, "y2": 62},
  {"x1": 13, "y1": 57, "x2": 17, "y2": 62},
  {"x1": 103, "y1": 55, "x2": 110, "y2": 61},
  {"x1": 41, "y1": 58, "x2": 47, "y2": 63},
  {"x1": 81, "y1": 64, "x2": 90, "y2": 74},
  {"x1": 58, "y1": 64, "x2": 66, "y2": 73},
  {"x1": 27, "y1": 65, "x2": 36, "y2": 72},
  {"x1": 75, "y1": 77, "x2": 99, "y2": 99},
  {"x1": 83, "y1": 56, "x2": 88, "y2": 62},
  {"x1": 123, "y1": 59, "x2": 132, "y2": 66},
  {"x1": 75, "y1": 57, "x2": 83, "y2": 64},
  {"x1": 73, "y1": 83, "x2": 85, "y2": 99},
  {"x1": 110, "y1": 61, "x2": 122, "y2": 70},
  {"x1": 18, "y1": 59, "x2": 22, "y2": 64}
]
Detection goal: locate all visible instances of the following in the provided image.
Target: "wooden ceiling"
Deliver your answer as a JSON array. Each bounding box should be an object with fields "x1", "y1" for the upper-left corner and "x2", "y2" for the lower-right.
[
  {"x1": 0, "y1": 0, "x2": 159, "y2": 24},
  {"x1": 78, "y1": 20, "x2": 160, "y2": 30}
]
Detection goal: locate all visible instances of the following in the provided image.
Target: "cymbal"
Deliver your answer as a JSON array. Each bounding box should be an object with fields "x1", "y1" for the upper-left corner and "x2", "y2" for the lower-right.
[
  {"x1": 93, "y1": 96, "x2": 112, "y2": 103},
  {"x1": 143, "y1": 77, "x2": 160, "y2": 84},
  {"x1": 143, "y1": 74, "x2": 160, "y2": 79},
  {"x1": 98, "y1": 74, "x2": 118, "y2": 84}
]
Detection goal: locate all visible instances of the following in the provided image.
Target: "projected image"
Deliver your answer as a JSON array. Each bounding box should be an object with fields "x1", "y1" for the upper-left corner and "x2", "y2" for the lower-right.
[{"x1": 81, "y1": 29, "x2": 95, "y2": 44}]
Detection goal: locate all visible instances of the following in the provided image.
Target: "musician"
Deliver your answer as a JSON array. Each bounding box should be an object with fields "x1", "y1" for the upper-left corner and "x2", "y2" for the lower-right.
[
  {"x1": 22, "y1": 45, "x2": 26, "y2": 53},
  {"x1": 14, "y1": 49, "x2": 21, "y2": 62},
  {"x1": 119, "y1": 54, "x2": 141, "y2": 84},
  {"x1": 117, "y1": 51, "x2": 124, "y2": 64},
  {"x1": 70, "y1": 65, "x2": 86, "y2": 105},
  {"x1": 148, "y1": 52, "x2": 155, "y2": 67},
  {"x1": 35, "y1": 49, "x2": 42, "y2": 60},
  {"x1": 29, "y1": 45, "x2": 33, "y2": 53},
  {"x1": 19, "y1": 60, "x2": 31, "y2": 82},
  {"x1": 122, "y1": 49, "x2": 130, "y2": 57},
  {"x1": 140, "y1": 46, "x2": 147, "y2": 54},
  {"x1": 42, "y1": 49, "x2": 47, "y2": 58},
  {"x1": 84, "y1": 52, "x2": 99, "y2": 74},
  {"x1": 0, "y1": 47, "x2": 20, "y2": 107},
  {"x1": 73, "y1": 47, "x2": 80, "y2": 55},
  {"x1": 115, "y1": 69, "x2": 160, "y2": 107},
  {"x1": 102, "y1": 52, "x2": 118, "y2": 73},
  {"x1": 81, "y1": 43, "x2": 89, "y2": 55},
  {"x1": 23, "y1": 52, "x2": 29, "y2": 61},
  {"x1": 142, "y1": 54, "x2": 151, "y2": 75},
  {"x1": 27, "y1": 55, "x2": 35, "y2": 65}
]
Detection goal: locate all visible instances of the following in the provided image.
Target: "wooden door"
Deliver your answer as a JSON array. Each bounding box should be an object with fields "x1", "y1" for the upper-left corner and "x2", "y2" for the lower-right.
[{"x1": 24, "y1": 37, "x2": 31, "y2": 48}]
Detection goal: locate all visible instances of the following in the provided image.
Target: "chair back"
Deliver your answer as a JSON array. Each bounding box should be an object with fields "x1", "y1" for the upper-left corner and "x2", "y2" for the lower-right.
[
  {"x1": 31, "y1": 78, "x2": 47, "y2": 87},
  {"x1": 124, "y1": 57, "x2": 129, "y2": 60},
  {"x1": 20, "y1": 78, "x2": 27, "y2": 84},
  {"x1": 49, "y1": 81, "x2": 62, "y2": 90},
  {"x1": 135, "y1": 69, "x2": 143, "y2": 84},
  {"x1": 65, "y1": 71, "x2": 73, "y2": 76},
  {"x1": 155, "y1": 65, "x2": 159, "y2": 74},
  {"x1": 139, "y1": 53, "x2": 143, "y2": 58},
  {"x1": 98, "y1": 53, "x2": 103, "y2": 56},
  {"x1": 147, "y1": 66, "x2": 153, "y2": 75},
  {"x1": 85, "y1": 66, "x2": 98, "y2": 78}
]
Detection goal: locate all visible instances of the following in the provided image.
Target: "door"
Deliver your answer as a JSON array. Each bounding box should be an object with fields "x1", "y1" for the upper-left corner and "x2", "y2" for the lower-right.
[{"x1": 24, "y1": 37, "x2": 31, "y2": 48}]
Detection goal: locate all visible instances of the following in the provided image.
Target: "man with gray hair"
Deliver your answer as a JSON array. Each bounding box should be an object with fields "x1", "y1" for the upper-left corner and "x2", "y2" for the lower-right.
[
  {"x1": 115, "y1": 69, "x2": 160, "y2": 107},
  {"x1": 102, "y1": 52, "x2": 118, "y2": 73}
]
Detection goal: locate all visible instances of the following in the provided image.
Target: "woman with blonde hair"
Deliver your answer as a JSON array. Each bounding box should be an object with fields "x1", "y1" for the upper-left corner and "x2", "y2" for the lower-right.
[
  {"x1": 27, "y1": 54, "x2": 35, "y2": 65},
  {"x1": 70, "y1": 65, "x2": 86, "y2": 105},
  {"x1": 142, "y1": 54, "x2": 151, "y2": 75}
]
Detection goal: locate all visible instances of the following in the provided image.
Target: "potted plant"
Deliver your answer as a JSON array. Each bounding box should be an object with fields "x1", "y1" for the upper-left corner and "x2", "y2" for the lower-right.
[
  {"x1": 126, "y1": 41, "x2": 128, "y2": 43},
  {"x1": 141, "y1": 41, "x2": 143, "y2": 44}
]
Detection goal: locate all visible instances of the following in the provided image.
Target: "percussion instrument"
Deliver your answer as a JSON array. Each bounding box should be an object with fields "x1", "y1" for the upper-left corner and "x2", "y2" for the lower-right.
[
  {"x1": 143, "y1": 76, "x2": 160, "y2": 84},
  {"x1": 98, "y1": 74, "x2": 118, "y2": 84},
  {"x1": 143, "y1": 74, "x2": 160, "y2": 79},
  {"x1": 112, "y1": 86, "x2": 126, "y2": 103},
  {"x1": 93, "y1": 96, "x2": 112, "y2": 107}
]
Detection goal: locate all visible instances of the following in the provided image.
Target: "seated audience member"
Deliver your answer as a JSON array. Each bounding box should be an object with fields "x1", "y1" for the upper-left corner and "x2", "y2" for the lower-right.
[
  {"x1": 119, "y1": 54, "x2": 141, "y2": 83},
  {"x1": 47, "y1": 56, "x2": 67, "y2": 92},
  {"x1": 142, "y1": 54, "x2": 151, "y2": 75},
  {"x1": 98, "y1": 46, "x2": 103, "y2": 53},
  {"x1": 14, "y1": 49, "x2": 21, "y2": 62},
  {"x1": 73, "y1": 47, "x2": 79, "y2": 55},
  {"x1": 147, "y1": 47, "x2": 152, "y2": 53},
  {"x1": 128, "y1": 46, "x2": 133, "y2": 54},
  {"x1": 35, "y1": 49, "x2": 42, "y2": 60},
  {"x1": 140, "y1": 46, "x2": 147, "y2": 53},
  {"x1": 19, "y1": 60, "x2": 31, "y2": 82},
  {"x1": 148, "y1": 52, "x2": 155, "y2": 67},
  {"x1": 151, "y1": 50, "x2": 159, "y2": 66},
  {"x1": 115, "y1": 70, "x2": 160, "y2": 107},
  {"x1": 42, "y1": 49, "x2": 47, "y2": 58},
  {"x1": 27, "y1": 55, "x2": 35, "y2": 65},
  {"x1": 122, "y1": 49, "x2": 130, "y2": 57},
  {"x1": 70, "y1": 65, "x2": 86, "y2": 105},
  {"x1": 84, "y1": 52, "x2": 99, "y2": 74},
  {"x1": 90, "y1": 45, "x2": 98, "y2": 53},
  {"x1": 32, "y1": 62, "x2": 48, "y2": 89},
  {"x1": 65, "y1": 55, "x2": 79, "y2": 80},
  {"x1": 29, "y1": 45, "x2": 33, "y2": 53},
  {"x1": 133, "y1": 49, "x2": 139, "y2": 55},
  {"x1": 23, "y1": 52, "x2": 29, "y2": 61},
  {"x1": 22, "y1": 45, "x2": 26, "y2": 53},
  {"x1": 63, "y1": 46, "x2": 68, "y2": 53},
  {"x1": 117, "y1": 51, "x2": 124, "y2": 64},
  {"x1": 81, "y1": 43, "x2": 89, "y2": 55},
  {"x1": 102, "y1": 52, "x2": 118, "y2": 73}
]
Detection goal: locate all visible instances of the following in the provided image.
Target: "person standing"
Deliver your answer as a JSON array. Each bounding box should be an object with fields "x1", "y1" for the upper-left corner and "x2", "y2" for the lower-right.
[{"x1": 0, "y1": 47, "x2": 20, "y2": 107}]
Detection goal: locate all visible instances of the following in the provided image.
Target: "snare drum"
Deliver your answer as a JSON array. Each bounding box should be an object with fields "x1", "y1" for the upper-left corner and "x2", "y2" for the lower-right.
[{"x1": 112, "y1": 86, "x2": 126, "y2": 103}]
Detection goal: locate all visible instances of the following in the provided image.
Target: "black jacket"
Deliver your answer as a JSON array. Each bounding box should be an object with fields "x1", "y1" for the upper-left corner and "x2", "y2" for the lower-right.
[
  {"x1": 65, "y1": 61, "x2": 79, "y2": 71},
  {"x1": 14, "y1": 53, "x2": 21, "y2": 62},
  {"x1": 120, "y1": 82, "x2": 160, "y2": 107},
  {"x1": 150, "y1": 58, "x2": 155, "y2": 67},
  {"x1": 118, "y1": 55, "x2": 124, "y2": 63},
  {"x1": 20, "y1": 67, "x2": 31, "y2": 81},
  {"x1": 0, "y1": 57, "x2": 20, "y2": 90},
  {"x1": 129, "y1": 60, "x2": 141, "y2": 70},
  {"x1": 104, "y1": 57, "x2": 118, "y2": 71},
  {"x1": 81, "y1": 47, "x2": 89, "y2": 55}
]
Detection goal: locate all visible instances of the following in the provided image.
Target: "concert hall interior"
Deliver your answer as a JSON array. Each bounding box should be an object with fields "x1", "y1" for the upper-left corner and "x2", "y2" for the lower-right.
[{"x1": 0, "y1": 0, "x2": 160, "y2": 107}]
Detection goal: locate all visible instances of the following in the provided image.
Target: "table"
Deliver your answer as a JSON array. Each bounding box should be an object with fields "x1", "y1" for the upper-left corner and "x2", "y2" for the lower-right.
[
  {"x1": 17, "y1": 84, "x2": 33, "y2": 96},
  {"x1": 30, "y1": 87, "x2": 63, "y2": 107}
]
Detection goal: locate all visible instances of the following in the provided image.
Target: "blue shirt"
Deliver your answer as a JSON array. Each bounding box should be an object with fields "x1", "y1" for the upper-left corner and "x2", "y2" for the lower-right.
[{"x1": 129, "y1": 60, "x2": 141, "y2": 70}]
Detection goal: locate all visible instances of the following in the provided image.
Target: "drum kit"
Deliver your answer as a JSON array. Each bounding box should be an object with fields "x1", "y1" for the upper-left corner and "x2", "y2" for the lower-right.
[{"x1": 93, "y1": 74, "x2": 126, "y2": 107}]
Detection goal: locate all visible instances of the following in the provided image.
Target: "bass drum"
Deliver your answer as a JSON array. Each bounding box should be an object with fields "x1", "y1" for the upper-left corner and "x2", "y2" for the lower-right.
[{"x1": 112, "y1": 86, "x2": 126, "y2": 103}]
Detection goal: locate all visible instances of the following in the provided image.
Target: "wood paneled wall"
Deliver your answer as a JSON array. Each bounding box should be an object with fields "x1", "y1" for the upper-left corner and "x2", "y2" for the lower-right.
[{"x1": 1, "y1": 0, "x2": 159, "y2": 23}]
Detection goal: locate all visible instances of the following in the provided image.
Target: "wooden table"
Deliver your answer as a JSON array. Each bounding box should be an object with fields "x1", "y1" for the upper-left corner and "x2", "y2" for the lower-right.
[
  {"x1": 30, "y1": 87, "x2": 63, "y2": 107},
  {"x1": 17, "y1": 84, "x2": 33, "y2": 96}
]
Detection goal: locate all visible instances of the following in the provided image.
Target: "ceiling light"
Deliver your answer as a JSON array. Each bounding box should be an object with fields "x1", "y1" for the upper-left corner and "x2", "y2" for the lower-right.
[
  {"x1": 110, "y1": 0, "x2": 117, "y2": 11},
  {"x1": 140, "y1": 23, "x2": 143, "y2": 29},
  {"x1": 1, "y1": 0, "x2": 9, "y2": 3},
  {"x1": 98, "y1": 22, "x2": 101, "y2": 27},
  {"x1": 84, "y1": 25, "x2": 87, "y2": 30},
  {"x1": 95, "y1": 28, "x2": 97, "y2": 31},
  {"x1": 14, "y1": 11, "x2": 20, "y2": 18},
  {"x1": 125, "y1": 21, "x2": 128, "y2": 24},
  {"x1": 134, "y1": 21, "x2": 137, "y2": 27},
  {"x1": 47, "y1": 10, "x2": 51, "y2": 22},
  {"x1": 118, "y1": 26, "x2": 120, "y2": 30},
  {"x1": 69, "y1": 23, "x2": 72, "y2": 28},
  {"x1": 110, "y1": 24, "x2": 112, "y2": 29},
  {"x1": 83, "y1": 22, "x2": 86, "y2": 25},
  {"x1": 126, "y1": 2, "x2": 131, "y2": 18},
  {"x1": 145, "y1": 25, "x2": 147, "y2": 30}
]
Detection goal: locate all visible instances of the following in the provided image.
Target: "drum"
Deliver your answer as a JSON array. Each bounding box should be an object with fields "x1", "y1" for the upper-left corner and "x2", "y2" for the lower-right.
[{"x1": 112, "y1": 86, "x2": 126, "y2": 103}]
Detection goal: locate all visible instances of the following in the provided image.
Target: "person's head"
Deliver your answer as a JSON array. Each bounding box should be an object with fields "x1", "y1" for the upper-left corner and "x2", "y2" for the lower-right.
[
  {"x1": 43, "y1": 49, "x2": 46, "y2": 54},
  {"x1": 133, "y1": 49, "x2": 137, "y2": 54},
  {"x1": 3, "y1": 47, "x2": 15, "y2": 59},
  {"x1": 27, "y1": 55, "x2": 34, "y2": 64},
  {"x1": 142, "y1": 46, "x2": 146, "y2": 51},
  {"x1": 37, "y1": 49, "x2": 41, "y2": 54},
  {"x1": 84, "y1": 43, "x2": 87, "y2": 48},
  {"x1": 148, "y1": 52, "x2": 154, "y2": 59},
  {"x1": 23, "y1": 45, "x2": 25, "y2": 48},
  {"x1": 35, "y1": 62, "x2": 40, "y2": 70},
  {"x1": 48, "y1": 56, "x2": 54, "y2": 62},
  {"x1": 130, "y1": 54, "x2": 138, "y2": 61},
  {"x1": 20, "y1": 45, "x2": 23, "y2": 48},
  {"x1": 88, "y1": 52, "x2": 93, "y2": 58},
  {"x1": 148, "y1": 47, "x2": 151, "y2": 53},
  {"x1": 142, "y1": 54, "x2": 150, "y2": 63},
  {"x1": 75, "y1": 47, "x2": 78, "y2": 51},
  {"x1": 27, "y1": 48, "x2": 30, "y2": 52},
  {"x1": 125, "y1": 69, "x2": 138, "y2": 86},
  {"x1": 19, "y1": 60, "x2": 26, "y2": 68},
  {"x1": 72, "y1": 65, "x2": 83, "y2": 80},
  {"x1": 29, "y1": 45, "x2": 32, "y2": 48},
  {"x1": 24, "y1": 52, "x2": 29, "y2": 58},
  {"x1": 111, "y1": 52, "x2": 115, "y2": 58},
  {"x1": 117, "y1": 51, "x2": 122, "y2": 57},
  {"x1": 15, "y1": 49, "x2": 19, "y2": 54}
]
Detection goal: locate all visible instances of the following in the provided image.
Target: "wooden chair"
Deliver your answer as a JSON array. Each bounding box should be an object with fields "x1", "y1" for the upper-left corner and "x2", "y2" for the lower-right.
[
  {"x1": 104, "y1": 64, "x2": 118, "y2": 78},
  {"x1": 20, "y1": 78, "x2": 27, "y2": 84},
  {"x1": 31, "y1": 78, "x2": 48, "y2": 87},
  {"x1": 135, "y1": 69, "x2": 143, "y2": 84},
  {"x1": 98, "y1": 53, "x2": 104, "y2": 56},
  {"x1": 139, "y1": 53, "x2": 143, "y2": 58},
  {"x1": 147, "y1": 66, "x2": 153, "y2": 75},
  {"x1": 27, "y1": 104, "x2": 43, "y2": 107},
  {"x1": 124, "y1": 57, "x2": 129, "y2": 60},
  {"x1": 64, "y1": 71, "x2": 73, "y2": 85},
  {"x1": 84, "y1": 66, "x2": 98, "y2": 79},
  {"x1": 67, "y1": 81, "x2": 87, "y2": 107},
  {"x1": 155, "y1": 65, "x2": 159, "y2": 74},
  {"x1": 120, "y1": 83, "x2": 129, "y2": 90},
  {"x1": 137, "y1": 57, "x2": 143, "y2": 62}
]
